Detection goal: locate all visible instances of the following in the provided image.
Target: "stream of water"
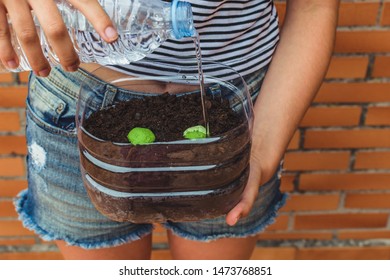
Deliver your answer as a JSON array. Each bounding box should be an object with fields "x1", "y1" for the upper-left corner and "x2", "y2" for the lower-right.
[{"x1": 192, "y1": 32, "x2": 210, "y2": 137}]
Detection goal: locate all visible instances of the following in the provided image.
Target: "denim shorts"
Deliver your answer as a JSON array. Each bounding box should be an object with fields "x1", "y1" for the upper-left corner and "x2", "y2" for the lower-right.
[{"x1": 15, "y1": 66, "x2": 286, "y2": 249}]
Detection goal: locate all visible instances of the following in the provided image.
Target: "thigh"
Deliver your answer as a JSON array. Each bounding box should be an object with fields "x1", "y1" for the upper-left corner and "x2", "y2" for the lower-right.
[
  {"x1": 167, "y1": 231, "x2": 258, "y2": 260},
  {"x1": 56, "y1": 234, "x2": 152, "y2": 260}
]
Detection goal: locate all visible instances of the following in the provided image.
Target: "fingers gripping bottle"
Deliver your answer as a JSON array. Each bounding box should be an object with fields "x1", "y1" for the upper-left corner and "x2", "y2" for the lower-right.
[{"x1": 2, "y1": 0, "x2": 195, "y2": 72}]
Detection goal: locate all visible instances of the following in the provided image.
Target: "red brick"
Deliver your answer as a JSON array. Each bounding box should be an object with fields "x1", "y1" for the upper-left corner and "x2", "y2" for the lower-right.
[
  {"x1": 0, "y1": 201, "x2": 18, "y2": 217},
  {"x1": 0, "y1": 221, "x2": 35, "y2": 236},
  {"x1": 355, "y1": 151, "x2": 390, "y2": 170},
  {"x1": 381, "y1": 2, "x2": 390, "y2": 25},
  {"x1": 0, "y1": 112, "x2": 20, "y2": 132},
  {"x1": 345, "y1": 193, "x2": 390, "y2": 209},
  {"x1": 314, "y1": 83, "x2": 390, "y2": 104},
  {"x1": 338, "y1": 2, "x2": 380, "y2": 26},
  {"x1": 0, "y1": 158, "x2": 25, "y2": 177},
  {"x1": 0, "y1": 73, "x2": 13, "y2": 83},
  {"x1": 325, "y1": 56, "x2": 368, "y2": 79},
  {"x1": 294, "y1": 213, "x2": 388, "y2": 230},
  {"x1": 0, "y1": 87, "x2": 27, "y2": 107},
  {"x1": 274, "y1": 3, "x2": 285, "y2": 23},
  {"x1": 338, "y1": 230, "x2": 390, "y2": 240},
  {"x1": 280, "y1": 174, "x2": 295, "y2": 192},
  {"x1": 304, "y1": 129, "x2": 390, "y2": 149},
  {"x1": 334, "y1": 30, "x2": 390, "y2": 53},
  {"x1": 0, "y1": 252, "x2": 63, "y2": 260},
  {"x1": 281, "y1": 194, "x2": 340, "y2": 212},
  {"x1": 275, "y1": 2, "x2": 380, "y2": 27},
  {"x1": 258, "y1": 232, "x2": 333, "y2": 241},
  {"x1": 152, "y1": 224, "x2": 168, "y2": 244},
  {"x1": 18, "y1": 72, "x2": 30, "y2": 84},
  {"x1": 265, "y1": 214, "x2": 289, "y2": 231},
  {"x1": 300, "y1": 173, "x2": 390, "y2": 191},
  {"x1": 286, "y1": 130, "x2": 300, "y2": 150},
  {"x1": 365, "y1": 106, "x2": 390, "y2": 125},
  {"x1": 0, "y1": 180, "x2": 27, "y2": 197},
  {"x1": 296, "y1": 247, "x2": 390, "y2": 260},
  {"x1": 0, "y1": 136, "x2": 27, "y2": 155},
  {"x1": 284, "y1": 151, "x2": 350, "y2": 171},
  {"x1": 300, "y1": 106, "x2": 361, "y2": 127},
  {"x1": 372, "y1": 56, "x2": 390, "y2": 78}
]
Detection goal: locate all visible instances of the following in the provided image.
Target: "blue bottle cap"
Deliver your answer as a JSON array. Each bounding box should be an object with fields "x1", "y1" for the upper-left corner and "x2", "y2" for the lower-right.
[{"x1": 171, "y1": 0, "x2": 195, "y2": 39}]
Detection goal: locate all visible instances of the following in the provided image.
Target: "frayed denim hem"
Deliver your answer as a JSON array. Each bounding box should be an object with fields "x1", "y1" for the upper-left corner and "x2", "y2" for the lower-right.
[
  {"x1": 163, "y1": 193, "x2": 288, "y2": 242},
  {"x1": 14, "y1": 189, "x2": 154, "y2": 250}
]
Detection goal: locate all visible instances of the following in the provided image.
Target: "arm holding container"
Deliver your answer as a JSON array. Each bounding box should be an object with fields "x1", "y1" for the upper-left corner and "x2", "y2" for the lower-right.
[{"x1": 226, "y1": 0, "x2": 340, "y2": 226}]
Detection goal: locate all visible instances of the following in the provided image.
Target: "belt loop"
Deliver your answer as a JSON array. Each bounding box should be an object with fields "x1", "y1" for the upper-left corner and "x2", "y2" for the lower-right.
[{"x1": 101, "y1": 84, "x2": 118, "y2": 109}]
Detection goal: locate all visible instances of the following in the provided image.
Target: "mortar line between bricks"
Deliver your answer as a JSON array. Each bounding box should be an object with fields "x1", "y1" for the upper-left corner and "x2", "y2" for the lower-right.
[
  {"x1": 284, "y1": 169, "x2": 390, "y2": 174},
  {"x1": 0, "y1": 175, "x2": 27, "y2": 180},
  {"x1": 366, "y1": 54, "x2": 376, "y2": 80},
  {"x1": 288, "y1": 170, "x2": 390, "y2": 176},
  {"x1": 377, "y1": 0, "x2": 385, "y2": 26},
  {"x1": 268, "y1": 228, "x2": 390, "y2": 234},
  {"x1": 338, "y1": 191, "x2": 346, "y2": 211},
  {"x1": 0, "y1": 131, "x2": 25, "y2": 136},
  {"x1": 348, "y1": 149, "x2": 357, "y2": 171},
  {"x1": 324, "y1": 77, "x2": 390, "y2": 82},
  {"x1": 311, "y1": 103, "x2": 390, "y2": 107},
  {"x1": 290, "y1": 170, "x2": 300, "y2": 193},
  {"x1": 0, "y1": 237, "x2": 36, "y2": 241},
  {"x1": 286, "y1": 149, "x2": 363, "y2": 154},
  {"x1": 0, "y1": 154, "x2": 26, "y2": 159},
  {"x1": 0, "y1": 244, "x2": 59, "y2": 253},
  {"x1": 287, "y1": 212, "x2": 295, "y2": 231},
  {"x1": 0, "y1": 197, "x2": 19, "y2": 201},
  {"x1": 288, "y1": 209, "x2": 390, "y2": 215},
  {"x1": 298, "y1": 127, "x2": 305, "y2": 150},
  {"x1": 308, "y1": 104, "x2": 368, "y2": 108},
  {"x1": 336, "y1": 26, "x2": 390, "y2": 31},
  {"x1": 253, "y1": 239, "x2": 390, "y2": 248},
  {"x1": 359, "y1": 105, "x2": 368, "y2": 126},
  {"x1": 303, "y1": 125, "x2": 390, "y2": 131},
  {"x1": 283, "y1": 190, "x2": 346, "y2": 196}
]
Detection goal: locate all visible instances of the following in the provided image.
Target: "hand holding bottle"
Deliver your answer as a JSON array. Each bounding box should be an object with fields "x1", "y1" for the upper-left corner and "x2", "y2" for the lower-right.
[{"x1": 0, "y1": 0, "x2": 118, "y2": 77}]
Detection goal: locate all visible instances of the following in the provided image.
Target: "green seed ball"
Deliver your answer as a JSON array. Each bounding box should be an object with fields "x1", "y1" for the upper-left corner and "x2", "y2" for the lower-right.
[
  {"x1": 183, "y1": 125, "x2": 207, "y2": 139},
  {"x1": 127, "y1": 127, "x2": 156, "y2": 145}
]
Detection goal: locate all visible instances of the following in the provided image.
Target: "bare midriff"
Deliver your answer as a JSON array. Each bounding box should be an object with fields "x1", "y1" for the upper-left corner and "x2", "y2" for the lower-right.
[{"x1": 80, "y1": 63, "x2": 200, "y2": 94}]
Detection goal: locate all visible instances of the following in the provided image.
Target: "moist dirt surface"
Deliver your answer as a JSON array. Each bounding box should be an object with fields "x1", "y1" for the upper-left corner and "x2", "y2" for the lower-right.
[{"x1": 84, "y1": 93, "x2": 243, "y2": 143}]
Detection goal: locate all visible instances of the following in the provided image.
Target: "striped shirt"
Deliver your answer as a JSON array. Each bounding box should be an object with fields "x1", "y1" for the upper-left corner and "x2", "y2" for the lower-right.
[{"x1": 110, "y1": 0, "x2": 279, "y2": 79}]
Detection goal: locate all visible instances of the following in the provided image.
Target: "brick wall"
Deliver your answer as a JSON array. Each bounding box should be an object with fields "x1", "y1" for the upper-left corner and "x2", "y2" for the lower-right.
[{"x1": 0, "y1": 0, "x2": 390, "y2": 260}]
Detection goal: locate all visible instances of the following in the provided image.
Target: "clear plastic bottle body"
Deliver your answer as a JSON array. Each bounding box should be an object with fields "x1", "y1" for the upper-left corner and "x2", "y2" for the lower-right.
[{"x1": 1, "y1": 0, "x2": 195, "y2": 72}]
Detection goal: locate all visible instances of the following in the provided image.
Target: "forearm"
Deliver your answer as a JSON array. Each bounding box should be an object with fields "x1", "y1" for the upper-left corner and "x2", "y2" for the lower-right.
[{"x1": 252, "y1": 0, "x2": 340, "y2": 182}]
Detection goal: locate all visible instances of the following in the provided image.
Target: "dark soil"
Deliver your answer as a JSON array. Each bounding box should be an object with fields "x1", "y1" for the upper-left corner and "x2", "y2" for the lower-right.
[{"x1": 84, "y1": 93, "x2": 243, "y2": 143}]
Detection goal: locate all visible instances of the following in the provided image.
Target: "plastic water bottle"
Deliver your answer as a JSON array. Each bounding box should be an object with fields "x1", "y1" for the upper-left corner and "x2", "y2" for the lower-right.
[{"x1": 1, "y1": 0, "x2": 195, "y2": 73}]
